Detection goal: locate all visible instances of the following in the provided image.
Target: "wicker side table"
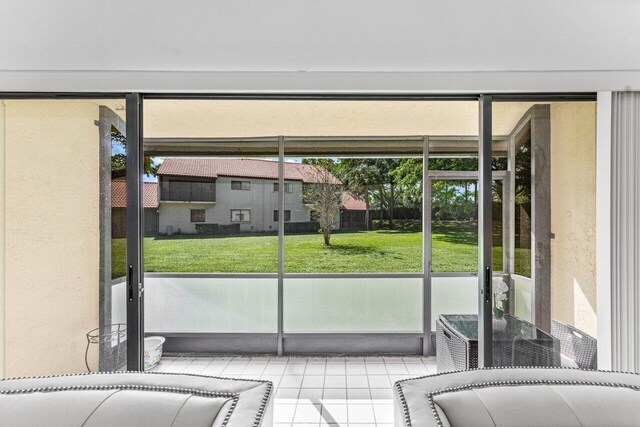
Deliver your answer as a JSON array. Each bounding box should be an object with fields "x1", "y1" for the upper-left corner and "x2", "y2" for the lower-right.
[{"x1": 436, "y1": 314, "x2": 560, "y2": 373}]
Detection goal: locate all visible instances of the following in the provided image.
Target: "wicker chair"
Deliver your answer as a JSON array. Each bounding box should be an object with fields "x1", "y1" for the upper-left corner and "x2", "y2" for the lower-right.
[{"x1": 551, "y1": 319, "x2": 597, "y2": 370}]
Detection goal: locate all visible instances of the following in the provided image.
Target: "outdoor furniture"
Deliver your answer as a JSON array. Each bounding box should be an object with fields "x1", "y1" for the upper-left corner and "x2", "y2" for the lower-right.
[
  {"x1": 436, "y1": 314, "x2": 560, "y2": 372},
  {"x1": 394, "y1": 367, "x2": 640, "y2": 427},
  {"x1": 551, "y1": 319, "x2": 598, "y2": 369},
  {"x1": 0, "y1": 372, "x2": 273, "y2": 426}
]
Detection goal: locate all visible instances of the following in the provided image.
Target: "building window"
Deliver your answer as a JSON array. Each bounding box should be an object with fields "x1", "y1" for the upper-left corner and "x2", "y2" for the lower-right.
[
  {"x1": 273, "y1": 182, "x2": 293, "y2": 193},
  {"x1": 231, "y1": 209, "x2": 251, "y2": 222},
  {"x1": 190, "y1": 209, "x2": 206, "y2": 223},
  {"x1": 231, "y1": 180, "x2": 251, "y2": 191},
  {"x1": 274, "y1": 210, "x2": 291, "y2": 222},
  {"x1": 160, "y1": 178, "x2": 215, "y2": 202}
]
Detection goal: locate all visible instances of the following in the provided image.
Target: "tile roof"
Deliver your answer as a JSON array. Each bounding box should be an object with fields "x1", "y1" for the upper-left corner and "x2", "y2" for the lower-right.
[
  {"x1": 111, "y1": 181, "x2": 159, "y2": 209},
  {"x1": 157, "y1": 158, "x2": 341, "y2": 184},
  {"x1": 341, "y1": 191, "x2": 371, "y2": 211}
]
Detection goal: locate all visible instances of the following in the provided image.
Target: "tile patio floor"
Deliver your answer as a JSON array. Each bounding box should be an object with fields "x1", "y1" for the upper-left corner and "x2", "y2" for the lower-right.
[{"x1": 150, "y1": 355, "x2": 437, "y2": 426}]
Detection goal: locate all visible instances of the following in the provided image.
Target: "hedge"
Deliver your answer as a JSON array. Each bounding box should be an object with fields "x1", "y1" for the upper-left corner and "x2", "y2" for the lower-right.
[
  {"x1": 195, "y1": 223, "x2": 241, "y2": 235},
  {"x1": 284, "y1": 221, "x2": 320, "y2": 233}
]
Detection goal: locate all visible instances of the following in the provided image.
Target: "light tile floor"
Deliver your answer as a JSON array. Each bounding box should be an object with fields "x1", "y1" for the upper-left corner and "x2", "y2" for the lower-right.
[{"x1": 150, "y1": 355, "x2": 437, "y2": 427}]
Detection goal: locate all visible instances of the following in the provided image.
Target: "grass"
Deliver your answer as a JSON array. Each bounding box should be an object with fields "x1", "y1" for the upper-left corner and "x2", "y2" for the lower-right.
[{"x1": 111, "y1": 221, "x2": 531, "y2": 276}]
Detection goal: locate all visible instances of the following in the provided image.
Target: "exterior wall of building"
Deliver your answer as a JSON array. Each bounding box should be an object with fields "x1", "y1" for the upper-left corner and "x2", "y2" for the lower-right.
[
  {"x1": 1, "y1": 100, "x2": 106, "y2": 377},
  {"x1": 158, "y1": 176, "x2": 311, "y2": 234},
  {"x1": 550, "y1": 102, "x2": 597, "y2": 337}
]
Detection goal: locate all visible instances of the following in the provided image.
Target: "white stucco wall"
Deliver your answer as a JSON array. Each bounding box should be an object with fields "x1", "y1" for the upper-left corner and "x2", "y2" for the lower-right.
[{"x1": 158, "y1": 176, "x2": 310, "y2": 234}]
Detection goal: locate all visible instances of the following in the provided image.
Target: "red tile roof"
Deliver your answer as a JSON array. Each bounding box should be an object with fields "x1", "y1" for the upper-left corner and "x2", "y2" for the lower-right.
[
  {"x1": 157, "y1": 158, "x2": 341, "y2": 184},
  {"x1": 341, "y1": 191, "x2": 371, "y2": 211},
  {"x1": 111, "y1": 181, "x2": 159, "y2": 209}
]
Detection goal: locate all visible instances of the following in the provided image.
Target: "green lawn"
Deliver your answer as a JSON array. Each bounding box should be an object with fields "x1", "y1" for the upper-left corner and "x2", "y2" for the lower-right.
[{"x1": 111, "y1": 221, "x2": 530, "y2": 276}]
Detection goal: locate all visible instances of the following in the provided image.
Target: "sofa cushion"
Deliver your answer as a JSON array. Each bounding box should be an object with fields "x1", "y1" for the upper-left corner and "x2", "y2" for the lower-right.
[
  {"x1": 395, "y1": 368, "x2": 640, "y2": 427},
  {"x1": 0, "y1": 371, "x2": 272, "y2": 427}
]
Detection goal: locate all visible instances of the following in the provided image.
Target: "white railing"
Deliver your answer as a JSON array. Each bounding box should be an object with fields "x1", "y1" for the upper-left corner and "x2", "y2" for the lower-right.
[
  {"x1": 112, "y1": 275, "x2": 484, "y2": 334},
  {"x1": 283, "y1": 277, "x2": 422, "y2": 333},
  {"x1": 431, "y1": 276, "x2": 478, "y2": 329},
  {"x1": 512, "y1": 274, "x2": 533, "y2": 322}
]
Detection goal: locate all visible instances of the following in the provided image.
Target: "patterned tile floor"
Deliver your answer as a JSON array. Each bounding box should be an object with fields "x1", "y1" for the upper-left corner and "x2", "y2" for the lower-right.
[{"x1": 150, "y1": 355, "x2": 437, "y2": 426}]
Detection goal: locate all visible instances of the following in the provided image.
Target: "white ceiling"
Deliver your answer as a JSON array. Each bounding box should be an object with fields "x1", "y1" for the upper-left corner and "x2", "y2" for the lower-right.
[{"x1": 1, "y1": 0, "x2": 639, "y2": 92}]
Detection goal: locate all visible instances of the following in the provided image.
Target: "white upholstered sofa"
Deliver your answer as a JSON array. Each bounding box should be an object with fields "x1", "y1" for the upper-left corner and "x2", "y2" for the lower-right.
[
  {"x1": 395, "y1": 367, "x2": 640, "y2": 426},
  {"x1": 0, "y1": 371, "x2": 272, "y2": 426}
]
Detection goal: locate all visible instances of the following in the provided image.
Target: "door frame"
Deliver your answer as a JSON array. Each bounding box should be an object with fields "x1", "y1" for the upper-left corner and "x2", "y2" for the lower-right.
[
  {"x1": 425, "y1": 170, "x2": 509, "y2": 350},
  {"x1": 126, "y1": 93, "x2": 145, "y2": 371}
]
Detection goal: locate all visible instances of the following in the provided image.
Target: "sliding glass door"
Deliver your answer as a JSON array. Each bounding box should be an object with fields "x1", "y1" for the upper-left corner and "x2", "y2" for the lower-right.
[
  {"x1": 138, "y1": 97, "x2": 481, "y2": 356},
  {"x1": 118, "y1": 94, "x2": 597, "y2": 368},
  {"x1": 480, "y1": 99, "x2": 597, "y2": 369}
]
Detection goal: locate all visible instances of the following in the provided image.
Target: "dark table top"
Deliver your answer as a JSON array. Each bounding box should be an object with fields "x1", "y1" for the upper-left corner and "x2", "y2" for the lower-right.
[{"x1": 440, "y1": 314, "x2": 556, "y2": 343}]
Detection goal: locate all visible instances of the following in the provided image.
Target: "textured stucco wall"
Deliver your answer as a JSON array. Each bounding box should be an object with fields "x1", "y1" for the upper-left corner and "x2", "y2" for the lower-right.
[
  {"x1": 0, "y1": 102, "x2": 5, "y2": 378},
  {"x1": 550, "y1": 102, "x2": 597, "y2": 337},
  {"x1": 3, "y1": 100, "x2": 101, "y2": 377},
  {"x1": 145, "y1": 100, "x2": 532, "y2": 139}
]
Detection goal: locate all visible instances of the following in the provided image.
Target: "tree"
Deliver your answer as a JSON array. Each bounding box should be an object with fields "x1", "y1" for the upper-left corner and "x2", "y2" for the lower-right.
[
  {"x1": 335, "y1": 159, "x2": 379, "y2": 230},
  {"x1": 111, "y1": 129, "x2": 159, "y2": 179},
  {"x1": 301, "y1": 165, "x2": 344, "y2": 245},
  {"x1": 370, "y1": 159, "x2": 400, "y2": 229},
  {"x1": 391, "y1": 158, "x2": 423, "y2": 210}
]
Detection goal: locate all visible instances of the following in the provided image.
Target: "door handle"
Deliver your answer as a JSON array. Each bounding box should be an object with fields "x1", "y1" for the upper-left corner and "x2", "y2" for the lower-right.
[
  {"x1": 484, "y1": 266, "x2": 491, "y2": 303},
  {"x1": 128, "y1": 264, "x2": 134, "y2": 301}
]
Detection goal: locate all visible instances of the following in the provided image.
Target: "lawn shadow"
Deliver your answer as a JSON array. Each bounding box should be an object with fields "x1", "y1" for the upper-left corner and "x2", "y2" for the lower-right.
[
  {"x1": 324, "y1": 243, "x2": 388, "y2": 256},
  {"x1": 150, "y1": 232, "x2": 278, "y2": 241},
  {"x1": 431, "y1": 221, "x2": 505, "y2": 246},
  {"x1": 431, "y1": 221, "x2": 478, "y2": 245}
]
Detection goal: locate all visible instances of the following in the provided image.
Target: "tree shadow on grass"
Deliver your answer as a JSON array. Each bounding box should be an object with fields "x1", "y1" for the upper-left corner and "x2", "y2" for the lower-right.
[
  {"x1": 431, "y1": 221, "x2": 478, "y2": 245},
  {"x1": 324, "y1": 243, "x2": 388, "y2": 257},
  {"x1": 150, "y1": 232, "x2": 278, "y2": 241},
  {"x1": 431, "y1": 221, "x2": 504, "y2": 246}
]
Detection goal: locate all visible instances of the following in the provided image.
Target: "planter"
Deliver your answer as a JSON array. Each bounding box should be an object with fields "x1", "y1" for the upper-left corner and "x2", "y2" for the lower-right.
[
  {"x1": 144, "y1": 336, "x2": 166, "y2": 370},
  {"x1": 493, "y1": 317, "x2": 507, "y2": 332}
]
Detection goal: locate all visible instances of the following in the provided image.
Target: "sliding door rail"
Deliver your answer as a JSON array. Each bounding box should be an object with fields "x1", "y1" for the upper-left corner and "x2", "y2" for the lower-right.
[{"x1": 0, "y1": 92, "x2": 597, "y2": 102}]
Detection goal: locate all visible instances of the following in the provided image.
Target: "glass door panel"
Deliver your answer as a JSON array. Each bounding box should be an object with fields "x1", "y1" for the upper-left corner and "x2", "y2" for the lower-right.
[
  {"x1": 429, "y1": 176, "x2": 504, "y2": 331},
  {"x1": 142, "y1": 100, "x2": 280, "y2": 360},
  {"x1": 488, "y1": 100, "x2": 597, "y2": 369},
  {"x1": 430, "y1": 179, "x2": 478, "y2": 273}
]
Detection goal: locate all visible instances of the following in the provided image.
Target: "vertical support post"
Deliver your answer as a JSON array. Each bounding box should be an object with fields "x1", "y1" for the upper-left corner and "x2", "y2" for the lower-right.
[
  {"x1": 478, "y1": 95, "x2": 493, "y2": 367},
  {"x1": 501, "y1": 177, "x2": 510, "y2": 313},
  {"x1": 126, "y1": 93, "x2": 144, "y2": 371},
  {"x1": 98, "y1": 106, "x2": 127, "y2": 371},
  {"x1": 277, "y1": 136, "x2": 284, "y2": 355},
  {"x1": 530, "y1": 106, "x2": 551, "y2": 333},
  {"x1": 507, "y1": 135, "x2": 516, "y2": 275},
  {"x1": 422, "y1": 136, "x2": 432, "y2": 355},
  {"x1": 507, "y1": 135, "x2": 516, "y2": 314},
  {"x1": 98, "y1": 108, "x2": 113, "y2": 371}
]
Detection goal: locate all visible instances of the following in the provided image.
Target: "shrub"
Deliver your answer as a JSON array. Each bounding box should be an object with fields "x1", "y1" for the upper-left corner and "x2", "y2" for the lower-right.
[
  {"x1": 195, "y1": 223, "x2": 241, "y2": 236},
  {"x1": 284, "y1": 221, "x2": 320, "y2": 233}
]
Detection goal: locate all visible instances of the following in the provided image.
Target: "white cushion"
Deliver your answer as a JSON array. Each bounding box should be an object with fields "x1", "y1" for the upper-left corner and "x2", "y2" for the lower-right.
[
  {"x1": 395, "y1": 368, "x2": 640, "y2": 426},
  {"x1": 0, "y1": 372, "x2": 273, "y2": 427}
]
